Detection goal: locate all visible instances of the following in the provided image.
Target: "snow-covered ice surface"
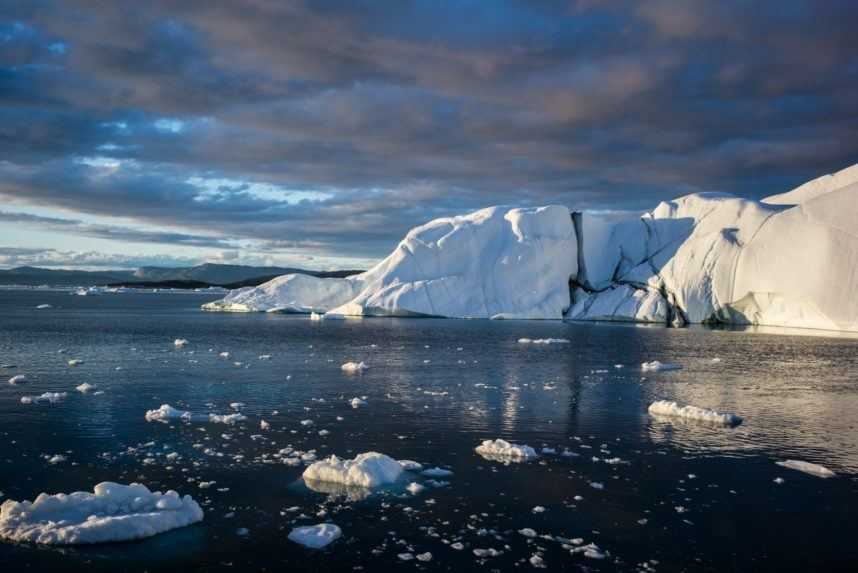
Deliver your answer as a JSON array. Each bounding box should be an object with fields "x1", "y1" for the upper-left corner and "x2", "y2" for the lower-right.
[
  {"x1": 288, "y1": 523, "x2": 342, "y2": 549},
  {"x1": 1, "y1": 289, "x2": 857, "y2": 571},
  {"x1": 0, "y1": 482, "x2": 203, "y2": 545},
  {"x1": 649, "y1": 400, "x2": 743, "y2": 427},
  {"x1": 475, "y1": 439, "x2": 538, "y2": 462},
  {"x1": 202, "y1": 164, "x2": 858, "y2": 333}
]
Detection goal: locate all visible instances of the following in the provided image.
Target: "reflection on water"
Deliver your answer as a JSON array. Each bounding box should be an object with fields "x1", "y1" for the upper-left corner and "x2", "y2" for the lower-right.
[{"x1": 1, "y1": 290, "x2": 858, "y2": 571}]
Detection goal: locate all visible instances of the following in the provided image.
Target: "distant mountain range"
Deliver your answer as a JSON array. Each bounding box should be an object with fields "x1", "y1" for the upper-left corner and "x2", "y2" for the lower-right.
[{"x1": 0, "y1": 263, "x2": 364, "y2": 287}]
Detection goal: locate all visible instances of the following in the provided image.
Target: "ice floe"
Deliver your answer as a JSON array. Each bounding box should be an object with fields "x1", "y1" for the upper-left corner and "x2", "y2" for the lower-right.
[
  {"x1": 288, "y1": 523, "x2": 342, "y2": 549},
  {"x1": 144, "y1": 404, "x2": 247, "y2": 425},
  {"x1": 475, "y1": 439, "x2": 538, "y2": 462},
  {"x1": 775, "y1": 459, "x2": 836, "y2": 478},
  {"x1": 303, "y1": 452, "x2": 404, "y2": 488},
  {"x1": 21, "y1": 392, "x2": 67, "y2": 404},
  {"x1": 648, "y1": 400, "x2": 742, "y2": 426},
  {"x1": 0, "y1": 482, "x2": 203, "y2": 545},
  {"x1": 517, "y1": 338, "x2": 571, "y2": 345}
]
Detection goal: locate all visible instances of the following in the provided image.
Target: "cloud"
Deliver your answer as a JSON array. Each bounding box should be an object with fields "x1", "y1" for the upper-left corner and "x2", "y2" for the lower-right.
[{"x1": 0, "y1": 0, "x2": 856, "y2": 263}]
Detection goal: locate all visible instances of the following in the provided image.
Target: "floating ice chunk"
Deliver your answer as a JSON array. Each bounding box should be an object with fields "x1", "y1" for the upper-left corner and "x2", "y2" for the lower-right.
[
  {"x1": 518, "y1": 338, "x2": 570, "y2": 345},
  {"x1": 174, "y1": 339, "x2": 189, "y2": 348},
  {"x1": 288, "y1": 523, "x2": 342, "y2": 549},
  {"x1": 67, "y1": 359, "x2": 84, "y2": 367},
  {"x1": 775, "y1": 460, "x2": 836, "y2": 478},
  {"x1": 75, "y1": 383, "x2": 97, "y2": 393},
  {"x1": 349, "y1": 397, "x2": 367, "y2": 408},
  {"x1": 0, "y1": 482, "x2": 203, "y2": 545},
  {"x1": 303, "y1": 452, "x2": 403, "y2": 489},
  {"x1": 8, "y1": 375, "x2": 27, "y2": 385},
  {"x1": 416, "y1": 552, "x2": 432, "y2": 562},
  {"x1": 421, "y1": 467, "x2": 453, "y2": 478},
  {"x1": 406, "y1": 482, "x2": 425, "y2": 495},
  {"x1": 36, "y1": 304, "x2": 52, "y2": 309},
  {"x1": 398, "y1": 552, "x2": 414, "y2": 561},
  {"x1": 309, "y1": 312, "x2": 324, "y2": 321},
  {"x1": 641, "y1": 361, "x2": 682, "y2": 372},
  {"x1": 398, "y1": 460, "x2": 423, "y2": 471},
  {"x1": 219, "y1": 352, "x2": 230, "y2": 359},
  {"x1": 21, "y1": 392, "x2": 67, "y2": 404},
  {"x1": 341, "y1": 361, "x2": 368, "y2": 374},
  {"x1": 144, "y1": 404, "x2": 247, "y2": 425},
  {"x1": 475, "y1": 439, "x2": 538, "y2": 462},
  {"x1": 260, "y1": 420, "x2": 270, "y2": 431},
  {"x1": 648, "y1": 400, "x2": 742, "y2": 426},
  {"x1": 519, "y1": 528, "x2": 538, "y2": 538},
  {"x1": 230, "y1": 402, "x2": 245, "y2": 410},
  {"x1": 47, "y1": 455, "x2": 66, "y2": 464},
  {"x1": 300, "y1": 419, "x2": 314, "y2": 426}
]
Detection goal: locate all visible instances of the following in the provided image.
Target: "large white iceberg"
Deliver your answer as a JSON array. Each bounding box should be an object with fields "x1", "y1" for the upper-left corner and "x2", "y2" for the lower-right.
[
  {"x1": 203, "y1": 164, "x2": 858, "y2": 332},
  {"x1": 0, "y1": 482, "x2": 203, "y2": 545}
]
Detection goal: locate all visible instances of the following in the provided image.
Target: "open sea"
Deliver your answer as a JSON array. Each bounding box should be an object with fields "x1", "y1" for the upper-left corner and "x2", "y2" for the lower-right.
[{"x1": 1, "y1": 288, "x2": 857, "y2": 572}]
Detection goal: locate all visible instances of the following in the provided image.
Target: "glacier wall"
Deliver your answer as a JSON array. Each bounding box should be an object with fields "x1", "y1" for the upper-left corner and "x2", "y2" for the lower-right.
[{"x1": 203, "y1": 164, "x2": 858, "y2": 333}]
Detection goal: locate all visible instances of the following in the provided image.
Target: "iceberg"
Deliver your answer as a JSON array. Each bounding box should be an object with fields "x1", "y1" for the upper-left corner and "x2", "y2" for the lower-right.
[
  {"x1": 202, "y1": 164, "x2": 858, "y2": 333},
  {"x1": 0, "y1": 482, "x2": 203, "y2": 545},
  {"x1": 302, "y1": 452, "x2": 404, "y2": 488}
]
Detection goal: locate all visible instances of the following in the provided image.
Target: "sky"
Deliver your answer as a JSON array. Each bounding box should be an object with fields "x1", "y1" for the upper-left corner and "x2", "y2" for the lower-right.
[{"x1": 1, "y1": 0, "x2": 857, "y2": 270}]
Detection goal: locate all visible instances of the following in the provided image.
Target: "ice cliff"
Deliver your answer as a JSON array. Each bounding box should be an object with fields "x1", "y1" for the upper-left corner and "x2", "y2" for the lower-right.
[{"x1": 203, "y1": 164, "x2": 858, "y2": 333}]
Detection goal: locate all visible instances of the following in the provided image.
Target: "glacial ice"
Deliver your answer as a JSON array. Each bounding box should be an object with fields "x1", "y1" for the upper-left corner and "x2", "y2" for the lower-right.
[
  {"x1": 0, "y1": 482, "x2": 203, "y2": 545},
  {"x1": 648, "y1": 400, "x2": 742, "y2": 427},
  {"x1": 202, "y1": 164, "x2": 858, "y2": 333},
  {"x1": 302, "y1": 452, "x2": 404, "y2": 488}
]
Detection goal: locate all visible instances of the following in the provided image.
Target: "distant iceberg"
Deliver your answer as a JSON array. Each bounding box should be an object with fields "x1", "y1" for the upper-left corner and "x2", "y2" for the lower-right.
[{"x1": 203, "y1": 164, "x2": 858, "y2": 333}]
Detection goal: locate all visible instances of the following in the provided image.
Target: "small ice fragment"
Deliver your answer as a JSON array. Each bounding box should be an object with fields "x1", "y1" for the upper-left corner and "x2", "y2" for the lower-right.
[
  {"x1": 421, "y1": 467, "x2": 453, "y2": 478},
  {"x1": 398, "y1": 553, "x2": 414, "y2": 561},
  {"x1": 341, "y1": 361, "x2": 368, "y2": 374},
  {"x1": 641, "y1": 361, "x2": 681, "y2": 372},
  {"x1": 406, "y1": 482, "x2": 425, "y2": 495},
  {"x1": 590, "y1": 482, "x2": 604, "y2": 490},
  {"x1": 416, "y1": 552, "x2": 432, "y2": 562},
  {"x1": 75, "y1": 383, "x2": 97, "y2": 393},
  {"x1": 36, "y1": 304, "x2": 52, "y2": 309},
  {"x1": 349, "y1": 397, "x2": 367, "y2": 408},
  {"x1": 67, "y1": 359, "x2": 84, "y2": 367},
  {"x1": 47, "y1": 454, "x2": 66, "y2": 464},
  {"x1": 260, "y1": 420, "x2": 271, "y2": 431},
  {"x1": 8, "y1": 375, "x2": 27, "y2": 385},
  {"x1": 219, "y1": 352, "x2": 230, "y2": 359},
  {"x1": 288, "y1": 523, "x2": 342, "y2": 549},
  {"x1": 532, "y1": 506, "x2": 546, "y2": 513},
  {"x1": 518, "y1": 338, "x2": 570, "y2": 344},
  {"x1": 300, "y1": 419, "x2": 314, "y2": 427},
  {"x1": 773, "y1": 477, "x2": 785, "y2": 484},
  {"x1": 174, "y1": 339, "x2": 189, "y2": 348},
  {"x1": 398, "y1": 460, "x2": 423, "y2": 471},
  {"x1": 519, "y1": 528, "x2": 537, "y2": 538}
]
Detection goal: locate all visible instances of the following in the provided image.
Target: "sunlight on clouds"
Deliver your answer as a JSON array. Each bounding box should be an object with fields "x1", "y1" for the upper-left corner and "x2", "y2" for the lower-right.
[{"x1": 186, "y1": 176, "x2": 331, "y2": 204}]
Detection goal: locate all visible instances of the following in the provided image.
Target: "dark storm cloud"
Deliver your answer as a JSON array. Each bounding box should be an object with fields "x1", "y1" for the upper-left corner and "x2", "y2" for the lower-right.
[{"x1": 1, "y1": 0, "x2": 857, "y2": 259}]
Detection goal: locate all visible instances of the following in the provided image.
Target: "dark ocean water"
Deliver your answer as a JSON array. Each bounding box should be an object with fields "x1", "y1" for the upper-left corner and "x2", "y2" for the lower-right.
[{"x1": 0, "y1": 289, "x2": 857, "y2": 572}]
